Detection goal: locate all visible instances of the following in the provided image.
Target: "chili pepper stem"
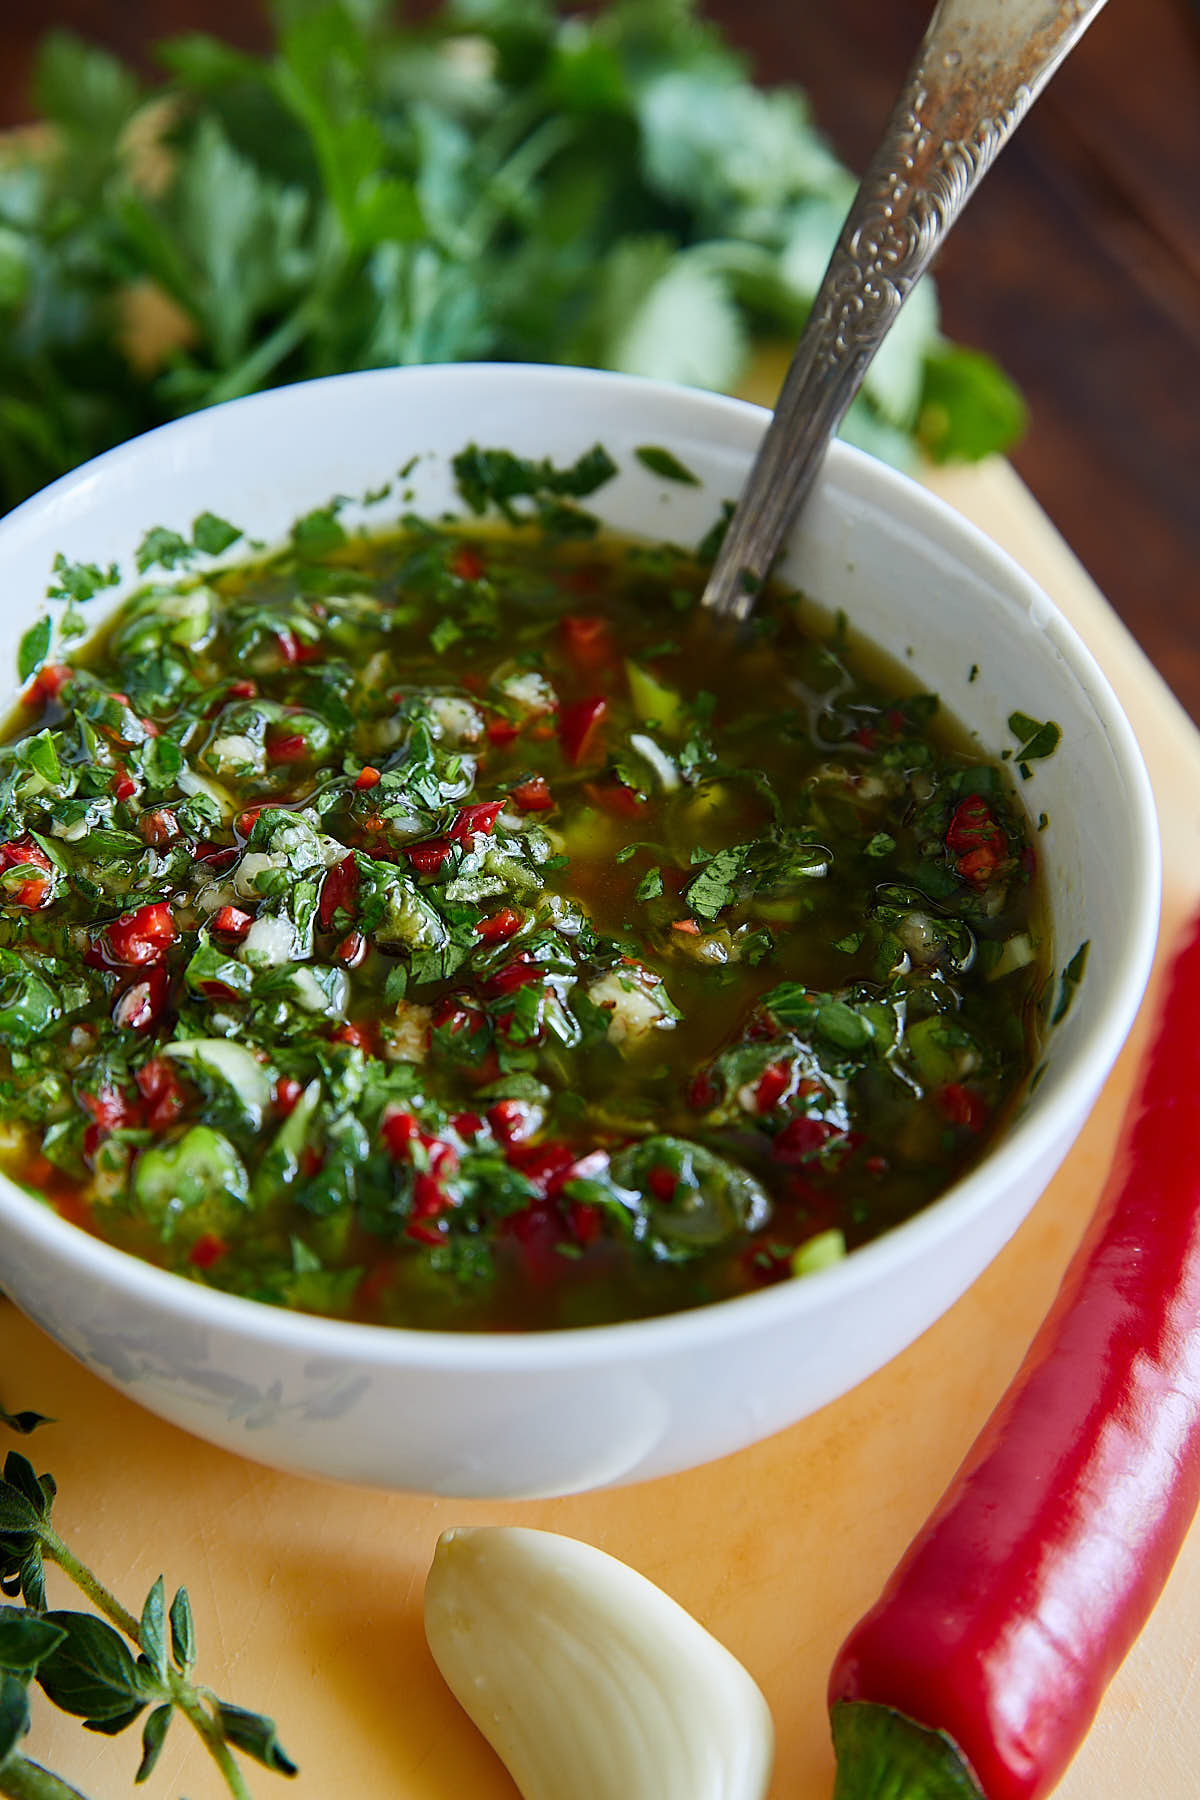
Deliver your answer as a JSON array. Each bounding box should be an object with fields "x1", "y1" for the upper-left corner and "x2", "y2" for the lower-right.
[
  {"x1": 0, "y1": 1755, "x2": 93, "y2": 1800},
  {"x1": 831, "y1": 1702, "x2": 985, "y2": 1800}
]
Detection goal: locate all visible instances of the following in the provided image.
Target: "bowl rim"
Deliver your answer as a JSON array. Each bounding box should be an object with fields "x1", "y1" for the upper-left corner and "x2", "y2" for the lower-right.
[{"x1": 0, "y1": 362, "x2": 1162, "y2": 1371}]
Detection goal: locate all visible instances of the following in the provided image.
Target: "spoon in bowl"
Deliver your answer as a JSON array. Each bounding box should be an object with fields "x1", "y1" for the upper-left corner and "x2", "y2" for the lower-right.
[{"x1": 700, "y1": 0, "x2": 1109, "y2": 624}]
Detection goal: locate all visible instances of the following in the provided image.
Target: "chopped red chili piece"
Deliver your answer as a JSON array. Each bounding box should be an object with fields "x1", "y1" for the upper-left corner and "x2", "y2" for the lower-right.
[
  {"x1": 583, "y1": 779, "x2": 644, "y2": 818},
  {"x1": 330, "y1": 1021, "x2": 374, "y2": 1055},
  {"x1": 510, "y1": 775, "x2": 553, "y2": 812},
  {"x1": 474, "y1": 907, "x2": 523, "y2": 943},
  {"x1": 83, "y1": 1085, "x2": 137, "y2": 1134},
  {"x1": 449, "y1": 801, "x2": 504, "y2": 841},
  {"x1": 487, "y1": 1099, "x2": 539, "y2": 1146},
  {"x1": 354, "y1": 765, "x2": 381, "y2": 789},
  {"x1": 449, "y1": 545, "x2": 485, "y2": 582},
  {"x1": 188, "y1": 1234, "x2": 228, "y2": 1270},
  {"x1": 773, "y1": 1115, "x2": 843, "y2": 1162},
  {"x1": 274, "y1": 1077, "x2": 303, "y2": 1117},
  {"x1": 212, "y1": 905, "x2": 253, "y2": 939},
  {"x1": 483, "y1": 955, "x2": 545, "y2": 997},
  {"x1": 755, "y1": 1060, "x2": 793, "y2": 1113},
  {"x1": 451, "y1": 1112, "x2": 483, "y2": 1141},
  {"x1": 24, "y1": 663, "x2": 71, "y2": 705},
  {"x1": 647, "y1": 1165, "x2": 677, "y2": 1202},
  {"x1": 0, "y1": 839, "x2": 54, "y2": 910},
  {"x1": 318, "y1": 852, "x2": 359, "y2": 929},
  {"x1": 335, "y1": 930, "x2": 367, "y2": 967},
  {"x1": 228, "y1": 678, "x2": 258, "y2": 699},
  {"x1": 946, "y1": 793, "x2": 1006, "y2": 886},
  {"x1": 568, "y1": 1201, "x2": 602, "y2": 1245},
  {"x1": 110, "y1": 772, "x2": 137, "y2": 802},
  {"x1": 938, "y1": 1082, "x2": 989, "y2": 1132},
  {"x1": 672, "y1": 918, "x2": 701, "y2": 934},
  {"x1": 560, "y1": 613, "x2": 616, "y2": 670},
  {"x1": 266, "y1": 732, "x2": 308, "y2": 764},
  {"x1": 405, "y1": 839, "x2": 450, "y2": 875},
  {"x1": 139, "y1": 809, "x2": 179, "y2": 847},
  {"x1": 194, "y1": 843, "x2": 239, "y2": 871},
  {"x1": 104, "y1": 903, "x2": 178, "y2": 967},
  {"x1": 235, "y1": 806, "x2": 263, "y2": 838},
  {"x1": 112, "y1": 966, "x2": 168, "y2": 1032},
  {"x1": 277, "y1": 629, "x2": 322, "y2": 665},
  {"x1": 558, "y1": 695, "x2": 607, "y2": 765},
  {"x1": 135, "y1": 1057, "x2": 186, "y2": 1132},
  {"x1": 381, "y1": 1109, "x2": 419, "y2": 1158},
  {"x1": 486, "y1": 715, "x2": 520, "y2": 746}
]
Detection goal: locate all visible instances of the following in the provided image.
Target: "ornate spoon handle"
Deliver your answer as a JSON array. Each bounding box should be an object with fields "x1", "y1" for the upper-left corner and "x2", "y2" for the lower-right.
[{"x1": 700, "y1": 0, "x2": 1108, "y2": 623}]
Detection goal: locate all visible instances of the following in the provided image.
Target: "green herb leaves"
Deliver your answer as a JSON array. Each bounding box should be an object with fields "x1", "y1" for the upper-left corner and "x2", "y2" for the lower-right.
[
  {"x1": 0, "y1": 1411, "x2": 297, "y2": 1798},
  {"x1": 0, "y1": 1, "x2": 1025, "y2": 513}
]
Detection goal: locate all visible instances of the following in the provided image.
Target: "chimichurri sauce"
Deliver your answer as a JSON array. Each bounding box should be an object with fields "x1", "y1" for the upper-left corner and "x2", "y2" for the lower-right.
[{"x1": 0, "y1": 506, "x2": 1047, "y2": 1330}]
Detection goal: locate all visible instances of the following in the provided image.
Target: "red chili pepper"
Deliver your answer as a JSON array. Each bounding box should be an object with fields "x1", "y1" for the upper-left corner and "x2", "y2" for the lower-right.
[
  {"x1": 139, "y1": 809, "x2": 179, "y2": 847},
  {"x1": 188, "y1": 1234, "x2": 228, "y2": 1270},
  {"x1": 330, "y1": 1021, "x2": 374, "y2": 1055},
  {"x1": 211, "y1": 905, "x2": 253, "y2": 940},
  {"x1": 449, "y1": 545, "x2": 485, "y2": 582},
  {"x1": 110, "y1": 772, "x2": 137, "y2": 803},
  {"x1": 482, "y1": 955, "x2": 544, "y2": 997},
  {"x1": 938, "y1": 1081, "x2": 989, "y2": 1133},
  {"x1": 381, "y1": 1109, "x2": 419, "y2": 1159},
  {"x1": 235, "y1": 806, "x2": 263, "y2": 839},
  {"x1": 946, "y1": 794, "x2": 1006, "y2": 887},
  {"x1": 754, "y1": 1060, "x2": 792, "y2": 1114},
  {"x1": 0, "y1": 839, "x2": 54, "y2": 910},
  {"x1": 583, "y1": 779, "x2": 645, "y2": 819},
  {"x1": 82, "y1": 1085, "x2": 137, "y2": 1136},
  {"x1": 335, "y1": 930, "x2": 367, "y2": 967},
  {"x1": 318, "y1": 852, "x2": 359, "y2": 930},
  {"x1": 560, "y1": 613, "x2": 615, "y2": 670},
  {"x1": 829, "y1": 910, "x2": 1200, "y2": 1800},
  {"x1": 276, "y1": 628, "x2": 322, "y2": 665},
  {"x1": 24, "y1": 663, "x2": 71, "y2": 705},
  {"x1": 228, "y1": 678, "x2": 258, "y2": 699},
  {"x1": 267, "y1": 731, "x2": 309, "y2": 765},
  {"x1": 405, "y1": 839, "x2": 450, "y2": 875},
  {"x1": 274, "y1": 1077, "x2": 302, "y2": 1117},
  {"x1": 646, "y1": 1165, "x2": 677, "y2": 1202},
  {"x1": 474, "y1": 907, "x2": 523, "y2": 943},
  {"x1": 510, "y1": 775, "x2": 553, "y2": 812},
  {"x1": 104, "y1": 903, "x2": 177, "y2": 967},
  {"x1": 134, "y1": 1057, "x2": 185, "y2": 1132},
  {"x1": 486, "y1": 714, "x2": 521, "y2": 747},
  {"x1": 558, "y1": 695, "x2": 607, "y2": 766},
  {"x1": 354, "y1": 765, "x2": 381, "y2": 789},
  {"x1": 449, "y1": 800, "x2": 504, "y2": 842},
  {"x1": 487, "y1": 1099, "x2": 538, "y2": 1147},
  {"x1": 112, "y1": 965, "x2": 169, "y2": 1032}
]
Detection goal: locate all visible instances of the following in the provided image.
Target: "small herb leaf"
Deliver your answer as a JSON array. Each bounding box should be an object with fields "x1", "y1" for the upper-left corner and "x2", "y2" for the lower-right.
[
  {"x1": 216, "y1": 1701, "x2": 299, "y2": 1776},
  {"x1": 168, "y1": 1587, "x2": 196, "y2": 1674},
  {"x1": 0, "y1": 1409, "x2": 52, "y2": 1439},
  {"x1": 0, "y1": 1668, "x2": 31, "y2": 1763},
  {"x1": 139, "y1": 1577, "x2": 167, "y2": 1685},
  {"x1": 17, "y1": 618, "x2": 53, "y2": 686},
  {"x1": 36, "y1": 1612, "x2": 151, "y2": 1725},
  {"x1": 634, "y1": 445, "x2": 700, "y2": 485},
  {"x1": 135, "y1": 1701, "x2": 173, "y2": 1783}
]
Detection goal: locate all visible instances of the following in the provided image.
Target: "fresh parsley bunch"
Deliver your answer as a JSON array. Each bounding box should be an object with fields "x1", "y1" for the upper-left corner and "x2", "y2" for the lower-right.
[
  {"x1": 0, "y1": 0, "x2": 1025, "y2": 513},
  {"x1": 0, "y1": 1407, "x2": 295, "y2": 1800}
]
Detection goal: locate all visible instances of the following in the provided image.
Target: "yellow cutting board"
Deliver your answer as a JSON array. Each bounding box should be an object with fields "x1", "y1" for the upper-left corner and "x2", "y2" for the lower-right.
[{"x1": 2, "y1": 454, "x2": 1197, "y2": 1800}]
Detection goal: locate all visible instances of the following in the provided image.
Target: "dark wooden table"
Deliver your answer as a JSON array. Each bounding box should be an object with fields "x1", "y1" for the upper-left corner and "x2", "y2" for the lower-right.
[{"x1": 4, "y1": 0, "x2": 1198, "y2": 722}]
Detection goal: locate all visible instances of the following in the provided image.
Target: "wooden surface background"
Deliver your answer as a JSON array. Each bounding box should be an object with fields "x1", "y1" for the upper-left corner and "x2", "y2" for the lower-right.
[{"x1": 2, "y1": 0, "x2": 1198, "y2": 720}]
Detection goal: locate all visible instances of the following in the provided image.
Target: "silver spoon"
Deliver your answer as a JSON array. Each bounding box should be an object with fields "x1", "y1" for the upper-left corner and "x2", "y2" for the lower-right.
[{"x1": 701, "y1": 0, "x2": 1109, "y2": 623}]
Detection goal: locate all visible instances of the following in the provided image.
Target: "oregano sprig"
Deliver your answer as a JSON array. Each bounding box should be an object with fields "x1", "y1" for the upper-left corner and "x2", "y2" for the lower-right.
[{"x1": 0, "y1": 1414, "x2": 296, "y2": 1800}]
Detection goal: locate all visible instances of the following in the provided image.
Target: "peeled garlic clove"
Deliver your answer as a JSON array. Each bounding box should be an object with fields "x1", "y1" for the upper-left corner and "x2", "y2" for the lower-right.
[{"x1": 424, "y1": 1525, "x2": 774, "y2": 1800}]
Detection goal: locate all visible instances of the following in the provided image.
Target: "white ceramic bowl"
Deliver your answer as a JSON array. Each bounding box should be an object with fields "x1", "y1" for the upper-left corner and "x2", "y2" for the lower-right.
[{"x1": 0, "y1": 365, "x2": 1159, "y2": 1497}]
